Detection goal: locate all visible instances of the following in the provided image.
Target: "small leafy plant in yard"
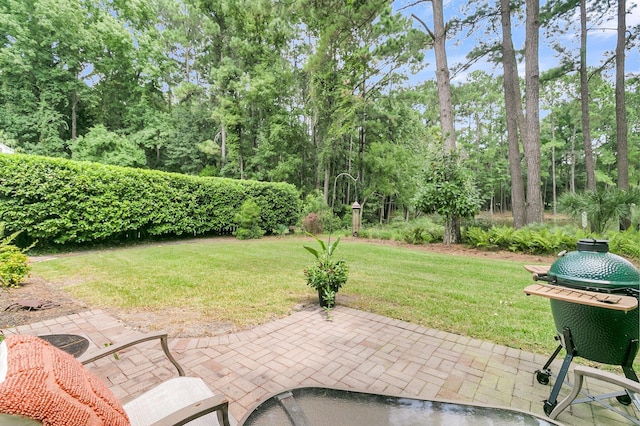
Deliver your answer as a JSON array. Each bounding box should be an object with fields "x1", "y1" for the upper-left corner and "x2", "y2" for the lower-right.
[
  {"x1": 303, "y1": 234, "x2": 348, "y2": 308},
  {"x1": 0, "y1": 226, "x2": 31, "y2": 288},
  {"x1": 233, "y1": 199, "x2": 265, "y2": 240},
  {"x1": 275, "y1": 224, "x2": 289, "y2": 238},
  {"x1": 402, "y1": 226, "x2": 427, "y2": 244}
]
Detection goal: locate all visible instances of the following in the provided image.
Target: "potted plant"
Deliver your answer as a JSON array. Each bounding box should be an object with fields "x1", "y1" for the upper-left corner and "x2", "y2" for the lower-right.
[{"x1": 303, "y1": 235, "x2": 348, "y2": 308}]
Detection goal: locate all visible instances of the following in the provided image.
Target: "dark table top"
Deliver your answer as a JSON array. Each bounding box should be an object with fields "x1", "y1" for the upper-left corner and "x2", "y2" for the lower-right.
[{"x1": 39, "y1": 334, "x2": 90, "y2": 358}]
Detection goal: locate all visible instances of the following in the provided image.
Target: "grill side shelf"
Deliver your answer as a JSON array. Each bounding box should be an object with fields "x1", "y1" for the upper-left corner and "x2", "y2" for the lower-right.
[
  {"x1": 523, "y1": 265, "x2": 551, "y2": 275},
  {"x1": 523, "y1": 283, "x2": 638, "y2": 312}
]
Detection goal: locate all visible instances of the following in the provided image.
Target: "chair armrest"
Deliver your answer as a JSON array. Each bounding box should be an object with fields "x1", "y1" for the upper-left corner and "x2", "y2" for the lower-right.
[
  {"x1": 549, "y1": 365, "x2": 640, "y2": 419},
  {"x1": 573, "y1": 365, "x2": 640, "y2": 393},
  {"x1": 149, "y1": 395, "x2": 231, "y2": 426},
  {"x1": 77, "y1": 331, "x2": 185, "y2": 376}
]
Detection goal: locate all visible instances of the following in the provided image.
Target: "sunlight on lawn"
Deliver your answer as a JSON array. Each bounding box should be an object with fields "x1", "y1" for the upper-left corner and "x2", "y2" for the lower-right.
[{"x1": 31, "y1": 237, "x2": 557, "y2": 354}]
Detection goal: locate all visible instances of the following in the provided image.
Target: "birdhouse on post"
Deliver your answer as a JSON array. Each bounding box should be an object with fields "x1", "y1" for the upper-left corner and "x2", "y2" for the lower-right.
[{"x1": 351, "y1": 201, "x2": 361, "y2": 237}]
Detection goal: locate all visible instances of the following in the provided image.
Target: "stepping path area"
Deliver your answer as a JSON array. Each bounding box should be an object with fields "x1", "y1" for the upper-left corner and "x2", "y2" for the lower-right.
[{"x1": 5, "y1": 306, "x2": 638, "y2": 425}]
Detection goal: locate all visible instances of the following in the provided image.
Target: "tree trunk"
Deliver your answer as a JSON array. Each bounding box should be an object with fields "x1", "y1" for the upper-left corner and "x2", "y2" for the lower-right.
[
  {"x1": 570, "y1": 123, "x2": 577, "y2": 193},
  {"x1": 431, "y1": 0, "x2": 459, "y2": 243},
  {"x1": 551, "y1": 118, "x2": 557, "y2": 216},
  {"x1": 523, "y1": 0, "x2": 543, "y2": 224},
  {"x1": 580, "y1": 0, "x2": 596, "y2": 191},
  {"x1": 239, "y1": 127, "x2": 244, "y2": 180},
  {"x1": 616, "y1": 0, "x2": 630, "y2": 230},
  {"x1": 71, "y1": 92, "x2": 78, "y2": 141},
  {"x1": 432, "y1": 0, "x2": 456, "y2": 154},
  {"x1": 220, "y1": 122, "x2": 227, "y2": 161},
  {"x1": 500, "y1": 0, "x2": 526, "y2": 229},
  {"x1": 359, "y1": 80, "x2": 367, "y2": 184},
  {"x1": 443, "y1": 216, "x2": 461, "y2": 245}
]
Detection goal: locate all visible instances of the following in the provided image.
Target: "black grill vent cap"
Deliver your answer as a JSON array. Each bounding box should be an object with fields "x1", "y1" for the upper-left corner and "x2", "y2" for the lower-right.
[{"x1": 576, "y1": 239, "x2": 609, "y2": 252}]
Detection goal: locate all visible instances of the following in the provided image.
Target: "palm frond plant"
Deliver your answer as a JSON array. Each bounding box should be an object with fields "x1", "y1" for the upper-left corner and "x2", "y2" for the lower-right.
[{"x1": 559, "y1": 188, "x2": 639, "y2": 234}]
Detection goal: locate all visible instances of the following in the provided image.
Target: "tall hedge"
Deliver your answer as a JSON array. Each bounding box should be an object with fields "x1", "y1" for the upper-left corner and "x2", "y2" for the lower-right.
[{"x1": 0, "y1": 154, "x2": 299, "y2": 246}]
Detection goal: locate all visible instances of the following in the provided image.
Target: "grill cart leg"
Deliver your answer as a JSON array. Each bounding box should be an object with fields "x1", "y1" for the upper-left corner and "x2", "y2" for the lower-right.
[
  {"x1": 544, "y1": 327, "x2": 577, "y2": 416},
  {"x1": 617, "y1": 339, "x2": 639, "y2": 406},
  {"x1": 536, "y1": 342, "x2": 563, "y2": 385}
]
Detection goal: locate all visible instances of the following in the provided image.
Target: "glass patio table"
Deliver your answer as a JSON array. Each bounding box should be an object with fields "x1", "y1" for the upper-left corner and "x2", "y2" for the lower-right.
[{"x1": 239, "y1": 387, "x2": 560, "y2": 425}]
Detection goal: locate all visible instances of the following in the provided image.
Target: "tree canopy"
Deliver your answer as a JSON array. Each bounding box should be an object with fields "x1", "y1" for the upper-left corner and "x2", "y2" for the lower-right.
[{"x1": 0, "y1": 0, "x2": 638, "y2": 226}]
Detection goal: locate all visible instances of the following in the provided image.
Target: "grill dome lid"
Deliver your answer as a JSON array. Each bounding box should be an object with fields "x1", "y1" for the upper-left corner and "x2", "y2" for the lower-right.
[{"x1": 548, "y1": 239, "x2": 640, "y2": 292}]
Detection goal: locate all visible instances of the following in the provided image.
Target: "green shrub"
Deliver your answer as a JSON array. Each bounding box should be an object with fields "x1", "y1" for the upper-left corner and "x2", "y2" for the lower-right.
[
  {"x1": 299, "y1": 191, "x2": 332, "y2": 230},
  {"x1": 0, "y1": 154, "x2": 299, "y2": 246},
  {"x1": 462, "y1": 224, "x2": 640, "y2": 258},
  {"x1": 0, "y1": 227, "x2": 30, "y2": 287},
  {"x1": 356, "y1": 228, "x2": 370, "y2": 239},
  {"x1": 274, "y1": 224, "x2": 289, "y2": 237},
  {"x1": 607, "y1": 228, "x2": 640, "y2": 259},
  {"x1": 464, "y1": 226, "x2": 491, "y2": 248},
  {"x1": 233, "y1": 200, "x2": 265, "y2": 240},
  {"x1": 374, "y1": 230, "x2": 394, "y2": 240},
  {"x1": 426, "y1": 225, "x2": 444, "y2": 243},
  {"x1": 403, "y1": 226, "x2": 426, "y2": 245},
  {"x1": 0, "y1": 247, "x2": 29, "y2": 287}
]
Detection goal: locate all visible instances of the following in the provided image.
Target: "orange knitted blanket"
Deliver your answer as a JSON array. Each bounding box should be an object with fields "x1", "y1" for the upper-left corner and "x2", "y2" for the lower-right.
[{"x1": 0, "y1": 335, "x2": 129, "y2": 425}]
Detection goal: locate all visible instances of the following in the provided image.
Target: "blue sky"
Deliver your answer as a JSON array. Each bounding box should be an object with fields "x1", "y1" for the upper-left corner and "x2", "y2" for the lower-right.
[{"x1": 394, "y1": 0, "x2": 640, "y2": 85}]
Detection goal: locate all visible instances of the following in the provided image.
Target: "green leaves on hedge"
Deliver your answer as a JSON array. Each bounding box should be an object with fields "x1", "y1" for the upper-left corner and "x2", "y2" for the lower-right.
[{"x1": 0, "y1": 154, "x2": 299, "y2": 246}]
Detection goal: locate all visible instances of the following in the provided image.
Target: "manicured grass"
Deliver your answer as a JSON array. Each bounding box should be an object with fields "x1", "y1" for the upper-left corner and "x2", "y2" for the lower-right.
[{"x1": 31, "y1": 236, "x2": 558, "y2": 354}]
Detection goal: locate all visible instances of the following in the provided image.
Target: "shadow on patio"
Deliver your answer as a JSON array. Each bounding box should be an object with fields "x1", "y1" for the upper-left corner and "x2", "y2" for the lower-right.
[{"x1": 3, "y1": 306, "x2": 637, "y2": 425}]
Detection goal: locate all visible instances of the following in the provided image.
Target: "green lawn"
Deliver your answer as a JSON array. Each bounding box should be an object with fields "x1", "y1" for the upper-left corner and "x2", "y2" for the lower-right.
[{"x1": 31, "y1": 236, "x2": 558, "y2": 355}]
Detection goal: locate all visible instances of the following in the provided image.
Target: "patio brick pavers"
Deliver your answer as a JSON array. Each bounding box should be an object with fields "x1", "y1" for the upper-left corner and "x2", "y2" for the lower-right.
[{"x1": 4, "y1": 306, "x2": 639, "y2": 425}]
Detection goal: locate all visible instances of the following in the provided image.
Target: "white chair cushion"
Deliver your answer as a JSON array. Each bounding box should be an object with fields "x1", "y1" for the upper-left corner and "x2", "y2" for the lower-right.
[
  {"x1": 124, "y1": 377, "x2": 227, "y2": 426},
  {"x1": 0, "y1": 414, "x2": 42, "y2": 425},
  {"x1": 0, "y1": 340, "x2": 7, "y2": 383}
]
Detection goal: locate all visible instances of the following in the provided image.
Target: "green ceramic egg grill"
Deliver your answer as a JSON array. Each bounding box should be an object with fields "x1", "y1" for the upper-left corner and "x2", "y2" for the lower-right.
[{"x1": 534, "y1": 239, "x2": 640, "y2": 415}]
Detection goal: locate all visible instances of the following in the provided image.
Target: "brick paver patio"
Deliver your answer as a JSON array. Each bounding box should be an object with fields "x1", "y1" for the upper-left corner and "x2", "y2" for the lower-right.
[{"x1": 4, "y1": 306, "x2": 638, "y2": 425}]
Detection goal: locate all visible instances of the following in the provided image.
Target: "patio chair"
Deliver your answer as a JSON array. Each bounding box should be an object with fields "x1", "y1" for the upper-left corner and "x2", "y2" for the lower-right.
[
  {"x1": 0, "y1": 332, "x2": 233, "y2": 426},
  {"x1": 548, "y1": 365, "x2": 640, "y2": 424}
]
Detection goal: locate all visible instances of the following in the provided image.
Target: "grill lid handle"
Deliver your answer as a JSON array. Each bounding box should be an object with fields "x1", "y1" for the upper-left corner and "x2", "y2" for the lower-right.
[{"x1": 576, "y1": 239, "x2": 609, "y2": 252}]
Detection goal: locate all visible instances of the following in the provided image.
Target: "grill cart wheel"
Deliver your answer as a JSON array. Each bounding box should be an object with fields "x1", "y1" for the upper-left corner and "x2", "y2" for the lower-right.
[
  {"x1": 536, "y1": 369, "x2": 551, "y2": 385},
  {"x1": 616, "y1": 394, "x2": 632, "y2": 405},
  {"x1": 543, "y1": 400, "x2": 557, "y2": 416}
]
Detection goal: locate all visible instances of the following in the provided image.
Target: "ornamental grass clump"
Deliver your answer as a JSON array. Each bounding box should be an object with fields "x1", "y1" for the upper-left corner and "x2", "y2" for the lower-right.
[{"x1": 303, "y1": 235, "x2": 348, "y2": 308}]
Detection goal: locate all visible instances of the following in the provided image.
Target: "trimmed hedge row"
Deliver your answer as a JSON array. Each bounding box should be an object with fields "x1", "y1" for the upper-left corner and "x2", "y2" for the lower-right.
[{"x1": 0, "y1": 154, "x2": 299, "y2": 246}]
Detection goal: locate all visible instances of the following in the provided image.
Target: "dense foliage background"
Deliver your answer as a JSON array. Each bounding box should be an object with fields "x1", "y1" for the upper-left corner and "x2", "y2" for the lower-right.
[{"x1": 1, "y1": 0, "x2": 638, "y2": 226}]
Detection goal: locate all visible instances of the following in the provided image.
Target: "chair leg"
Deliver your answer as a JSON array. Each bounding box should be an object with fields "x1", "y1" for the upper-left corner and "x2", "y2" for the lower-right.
[
  {"x1": 549, "y1": 366, "x2": 640, "y2": 423},
  {"x1": 217, "y1": 405, "x2": 231, "y2": 426},
  {"x1": 548, "y1": 369, "x2": 584, "y2": 420}
]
